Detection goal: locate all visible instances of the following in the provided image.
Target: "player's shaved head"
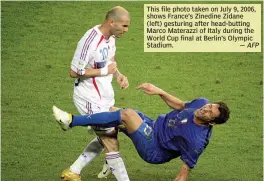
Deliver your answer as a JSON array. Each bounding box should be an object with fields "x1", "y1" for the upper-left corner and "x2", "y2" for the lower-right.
[
  {"x1": 105, "y1": 6, "x2": 130, "y2": 21},
  {"x1": 101, "y1": 6, "x2": 130, "y2": 38}
]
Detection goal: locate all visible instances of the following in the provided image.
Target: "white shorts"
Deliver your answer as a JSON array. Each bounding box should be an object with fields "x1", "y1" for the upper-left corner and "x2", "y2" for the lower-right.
[{"x1": 73, "y1": 94, "x2": 115, "y2": 134}]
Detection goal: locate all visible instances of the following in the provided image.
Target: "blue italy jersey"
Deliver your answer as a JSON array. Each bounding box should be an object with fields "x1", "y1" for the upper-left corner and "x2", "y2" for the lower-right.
[{"x1": 153, "y1": 98, "x2": 212, "y2": 168}]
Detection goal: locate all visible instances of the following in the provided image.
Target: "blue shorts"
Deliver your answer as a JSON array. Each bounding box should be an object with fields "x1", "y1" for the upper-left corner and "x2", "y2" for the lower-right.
[{"x1": 126, "y1": 111, "x2": 166, "y2": 164}]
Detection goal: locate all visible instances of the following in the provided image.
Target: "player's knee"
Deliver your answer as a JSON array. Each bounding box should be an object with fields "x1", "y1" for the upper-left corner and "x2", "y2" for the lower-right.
[{"x1": 121, "y1": 109, "x2": 136, "y2": 123}]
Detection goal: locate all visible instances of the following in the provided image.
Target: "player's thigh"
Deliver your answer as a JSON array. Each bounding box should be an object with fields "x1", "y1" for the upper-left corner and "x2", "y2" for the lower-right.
[
  {"x1": 128, "y1": 122, "x2": 156, "y2": 162},
  {"x1": 73, "y1": 96, "x2": 99, "y2": 115},
  {"x1": 74, "y1": 96, "x2": 119, "y2": 151},
  {"x1": 73, "y1": 96, "x2": 115, "y2": 133},
  {"x1": 121, "y1": 109, "x2": 144, "y2": 134}
]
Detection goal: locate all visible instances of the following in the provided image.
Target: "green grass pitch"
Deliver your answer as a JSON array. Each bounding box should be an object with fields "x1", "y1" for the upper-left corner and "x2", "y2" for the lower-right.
[{"x1": 1, "y1": 1, "x2": 263, "y2": 181}]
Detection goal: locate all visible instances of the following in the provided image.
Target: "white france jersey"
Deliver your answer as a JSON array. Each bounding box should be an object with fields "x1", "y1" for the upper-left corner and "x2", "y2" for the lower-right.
[{"x1": 71, "y1": 25, "x2": 116, "y2": 107}]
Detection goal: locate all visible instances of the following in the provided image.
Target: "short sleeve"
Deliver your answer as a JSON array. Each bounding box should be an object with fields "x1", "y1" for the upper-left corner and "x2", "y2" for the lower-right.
[
  {"x1": 180, "y1": 147, "x2": 202, "y2": 169},
  {"x1": 173, "y1": 136, "x2": 202, "y2": 168},
  {"x1": 184, "y1": 98, "x2": 210, "y2": 109},
  {"x1": 71, "y1": 59, "x2": 88, "y2": 75},
  {"x1": 71, "y1": 30, "x2": 97, "y2": 75}
]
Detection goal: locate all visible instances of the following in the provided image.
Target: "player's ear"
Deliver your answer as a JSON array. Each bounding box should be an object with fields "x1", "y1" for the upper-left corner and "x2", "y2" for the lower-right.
[{"x1": 109, "y1": 19, "x2": 114, "y2": 26}]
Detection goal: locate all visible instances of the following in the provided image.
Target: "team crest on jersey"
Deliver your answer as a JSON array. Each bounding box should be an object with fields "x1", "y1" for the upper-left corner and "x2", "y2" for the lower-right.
[
  {"x1": 168, "y1": 118, "x2": 188, "y2": 128},
  {"x1": 168, "y1": 119, "x2": 177, "y2": 128}
]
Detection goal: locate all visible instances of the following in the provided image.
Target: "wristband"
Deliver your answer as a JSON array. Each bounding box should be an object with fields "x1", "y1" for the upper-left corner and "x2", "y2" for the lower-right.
[{"x1": 100, "y1": 67, "x2": 108, "y2": 76}]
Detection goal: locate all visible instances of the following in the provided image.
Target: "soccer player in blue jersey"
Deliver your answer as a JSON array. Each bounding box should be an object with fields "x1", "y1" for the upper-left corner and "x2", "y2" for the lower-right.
[{"x1": 53, "y1": 82, "x2": 230, "y2": 181}]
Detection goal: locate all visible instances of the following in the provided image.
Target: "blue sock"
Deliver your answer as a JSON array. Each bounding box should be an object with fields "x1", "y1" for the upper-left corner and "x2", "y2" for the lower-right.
[{"x1": 70, "y1": 110, "x2": 122, "y2": 128}]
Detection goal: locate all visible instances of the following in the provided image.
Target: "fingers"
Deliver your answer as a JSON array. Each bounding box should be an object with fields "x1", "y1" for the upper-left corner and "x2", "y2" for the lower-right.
[
  {"x1": 120, "y1": 77, "x2": 129, "y2": 89},
  {"x1": 143, "y1": 90, "x2": 149, "y2": 94},
  {"x1": 124, "y1": 82, "x2": 129, "y2": 88},
  {"x1": 121, "y1": 83, "x2": 129, "y2": 89},
  {"x1": 136, "y1": 83, "x2": 147, "y2": 89},
  {"x1": 116, "y1": 74, "x2": 129, "y2": 89},
  {"x1": 121, "y1": 80, "x2": 129, "y2": 88}
]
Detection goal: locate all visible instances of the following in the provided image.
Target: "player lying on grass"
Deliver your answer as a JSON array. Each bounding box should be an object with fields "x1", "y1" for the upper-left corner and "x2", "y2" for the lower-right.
[{"x1": 53, "y1": 83, "x2": 230, "y2": 181}]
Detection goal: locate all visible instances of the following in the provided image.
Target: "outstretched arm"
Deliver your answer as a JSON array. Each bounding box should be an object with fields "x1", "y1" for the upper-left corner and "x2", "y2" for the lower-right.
[
  {"x1": 136, "y1": 83, "x2": 185, "y2": 110},
  {"x1": 174, "y1": 162, "x2": 191, "y2": 181}
]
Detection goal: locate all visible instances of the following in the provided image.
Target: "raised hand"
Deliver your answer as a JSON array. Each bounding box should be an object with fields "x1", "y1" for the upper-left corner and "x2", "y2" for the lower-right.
[
  {"x1": 117, "y1": 74, "x2": 129, "y2": 89},
  {"x1": 136, "y1": 83, "x2": 164, "y2": 95}
]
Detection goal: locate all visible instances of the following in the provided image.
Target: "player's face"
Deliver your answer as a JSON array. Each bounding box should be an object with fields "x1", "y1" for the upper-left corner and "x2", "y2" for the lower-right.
[
  {"x1": 194, "y1": 104, "x2": 220, "y2": 122},
  {"x1": 110, "y1": 15, "x2": 130, "y2": 38}
]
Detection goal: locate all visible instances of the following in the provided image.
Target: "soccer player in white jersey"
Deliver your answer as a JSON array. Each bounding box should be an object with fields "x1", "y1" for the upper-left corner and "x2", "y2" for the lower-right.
[{"x1": 60, "y1": 6, "x2": 131, "y2": 181}]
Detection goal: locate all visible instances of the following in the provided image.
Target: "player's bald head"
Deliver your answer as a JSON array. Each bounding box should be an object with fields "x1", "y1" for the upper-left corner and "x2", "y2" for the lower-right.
[{"x1": 105, "y1": 6, "x2": 130, "y2": 21}]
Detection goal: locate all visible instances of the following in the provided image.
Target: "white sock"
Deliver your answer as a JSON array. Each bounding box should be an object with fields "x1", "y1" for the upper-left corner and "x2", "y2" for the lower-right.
[
  {"x1": 70, "y1": 137, "x2": 104, "y2": 174},
  {"x1": 106, "y1": 152, "x2": 130, "y2": 181}
]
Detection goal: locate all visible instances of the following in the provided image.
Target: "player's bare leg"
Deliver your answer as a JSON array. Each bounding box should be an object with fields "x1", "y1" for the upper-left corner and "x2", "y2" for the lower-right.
[
  {"x1": 97, "y1": 129, "x2": 128, "y2": 179},
  {"x1": 98, "y1": 130, "x2": 130, "y2": 181}
]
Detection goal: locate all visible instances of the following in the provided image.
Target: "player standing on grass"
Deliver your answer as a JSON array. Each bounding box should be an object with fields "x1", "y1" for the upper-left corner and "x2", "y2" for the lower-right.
[
  {"x1": 53, "y1": 83, "x2": 230, "y2": 181},
  {"x1": 62, "y1": 6, "x2": 131, "y2": 181}
]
